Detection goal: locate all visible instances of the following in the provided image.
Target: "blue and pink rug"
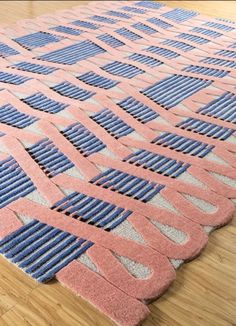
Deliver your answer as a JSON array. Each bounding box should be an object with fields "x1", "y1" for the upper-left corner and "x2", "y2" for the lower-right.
[{"x1": 0, "y1": 1, "x2": 235, "y2": 325}]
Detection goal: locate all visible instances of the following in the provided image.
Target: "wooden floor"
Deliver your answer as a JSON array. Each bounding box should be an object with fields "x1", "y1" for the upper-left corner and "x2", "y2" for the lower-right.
[{"x1": 0, "y1": 1, "x2": 235, "y2": 325}]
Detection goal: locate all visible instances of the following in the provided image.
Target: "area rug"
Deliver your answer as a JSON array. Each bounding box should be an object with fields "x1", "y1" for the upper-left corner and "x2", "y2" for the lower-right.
[{"x1": 0, "y1": 1, "x2": 235, "y2": 325}]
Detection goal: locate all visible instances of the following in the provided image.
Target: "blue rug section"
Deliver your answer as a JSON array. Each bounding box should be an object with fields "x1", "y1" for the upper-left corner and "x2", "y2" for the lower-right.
[
  {"x1": 200, "y1": 57, "x2": 236, "y2": 68},
  {"x1": 38, "y1": 40, "x2": 106, "y2": 65},
  {"x1": 147, "y1": 17, "x2": 173, "y2": 29},
  {"x1": 128, "y1": 53, "x2": 163, "y2": 67},
  {"x1": 91, "y1": 109, "x2": 134, "y2": 139},
  {"x1": 132, "y1": 23, "x2": 157, "y2": 34},
  {"x1": 191, "y1": 27, "x2": 222, "y2": 38},
  {"x1": 161, "y1": 39, "x2": 195, "y2": 52},
  {"x1": 106, "y1": 10, "x2": 131, "y2": 19},
  {"x1": 115, "y1": 27, "x2": 142, "y2": 41},
  {"x1": 183, "y1": 65, "x2": 228, "y2": 78},
  {"x1": 102, "y1": 61, "x2": 144, "y2": 78},
  {"x1": 177, "y1": 33, "x2": 209, "y2": 45},
  {"x1": 0, "y1": 103, "x2": 38, "y2": 128},
  {"x1": 51, "y1": 192, "x2": 132, "y2": 231},
  {"x1": 124, "y1": 150, "x2": 190, "y2": 178},
  {"x1": 90, "y1": 15, "x2": 117, "y2": 24},
  {"x1": 77, "y1": 71, "x2": 119, "y2": 89},
  {"x1": 197, "y1": 92, "x2": 236, "y2": 123},
  {"x1": 14, "y1": 31, "x2": 62, "y2": 50},
  {"x1": 0, "y1": 156, "x2": 35, "y2": 208},
  {"x1": 71, "y1": 19, "x2": 99, "y2": 30},
  {"x1": 135, "y1": 1, "x2": 164, "y2": 9},
  {"x1": 11, "y1": 61, "x2": 58, "y2": 75},
  {"x1": 176, "y1": 118, "x2": 235, "y2": 140},
  {"x1": 146, "y1": 45, "x2": 179, "y2": 59},
  {"x1": 203, "y1": 21, "x2": 234, "y2": 32},
  {"x1": 90, "y1": 168, "x2": 164, "y2": 202},
  {"x1": 51, "y1": 81, "x2": 95, "y2": 101},
  {"x1": 0, "y1": 42, "x2": 19, "y2": 57},
  {"x1": 215, "y1": 49, "x2": 236, "y2": 58},
  {"x1": 118, "y1": 96, "x2": 159, "y2": 123},
  {"x1": 22, "y1": 92, "x2": 68, "y2": 114},
  {"x1": 141, "y1": 75, "x2": 211, "y2": 109},
  {"x1": 27, "y1": 138, "x2": 74, "y2": 178},
  {"x1": 0, "y1": 71, "x2": 31, "y2": 85},
  {"x1": 121, "y1": 5, "x2": 147, "y2": 14},
  {"x1": 97, "y1": 33, "x2": 125, "y2": 48},
  {"x1": 61, "y1": 122, "x2": 106, "y2": 157},
  {"x1": 50, "y1": 25, "x2": 83, "y2": 36},
  {"x1": 151, "y1": 132, "x2": 214, "y2": 158},
  {"x1": 161, "y1": 8, "x2": 198, "y2": 23},
  {"x1": 0, "y1": 220, "x2": 93, "y2": 282}
]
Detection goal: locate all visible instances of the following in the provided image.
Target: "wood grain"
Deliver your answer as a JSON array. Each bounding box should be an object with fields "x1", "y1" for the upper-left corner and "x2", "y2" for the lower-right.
[{"x1": 0, "y1": 1, "x2": 235, "y2": 326}]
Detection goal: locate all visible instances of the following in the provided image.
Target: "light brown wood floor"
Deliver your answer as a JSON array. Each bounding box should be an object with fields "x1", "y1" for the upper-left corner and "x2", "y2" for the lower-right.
[{"x1": 0, "y1": 1, "x2": 235, "y2": 326}]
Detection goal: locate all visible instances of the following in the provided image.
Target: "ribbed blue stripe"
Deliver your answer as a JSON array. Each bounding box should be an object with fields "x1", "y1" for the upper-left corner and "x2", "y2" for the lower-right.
[
  {"x1": 0, "y1": 157, "x2": 35, "y2": 208},
  {"x1": 52, "y1": 191, "x2": 132, "y2": 230},
  {"x1": 61, "y1": 122, "x2": 106, "y2": 156},
  {"x1": 77, "y1": 71, "x2": 119, "y2": 89},
  {"x1": 38, "y1": 41, "x2": 106, "y2": 65},
  {"x1": 14, "y1": 32, "x2": 61, "y2": 49},
  {"x1": 102, "y1": 61, "x2": 144, "y2": 78},
  {"x1": 12, "y1": 61, "x2": 58, "y2": 75},
  {"x1": 152, "y1": 132, "x2": 215, "y2": 157},
  {"x1": 51, "y1": 82, "x2": 95, "y2": 101},
  {"x1": 27, "y1": 138, "x2": 74, "y2": 177},
  {"x1": 124, "y1": 150, "x2": 190, "y2": 178},
  {"x1": 177, "y1": 117, "x2": 234, "y2": 140},
  {"x1": 91, "y1": 109, "x2": 134, "y2": 138},
  {"x1": 90, "y1": 168, "x2": 164, "y2": 202},
  {"x1": 141, "y1": 75, "x2": 211, "y2": 109}
]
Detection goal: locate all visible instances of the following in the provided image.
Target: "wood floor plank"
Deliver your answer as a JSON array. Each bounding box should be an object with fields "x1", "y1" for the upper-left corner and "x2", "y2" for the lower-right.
[
  {"x1": 1, "y1": 275, "x2": 113, "y2": 326},
  {"x1": 0, "y1": 1, "x2": 235, "y2": 326},
  {"x1": 0, "y1": 257, "x2": 38, "y2": 317}
]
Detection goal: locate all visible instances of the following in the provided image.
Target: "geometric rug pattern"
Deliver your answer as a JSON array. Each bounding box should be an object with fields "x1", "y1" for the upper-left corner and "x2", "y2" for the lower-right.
[{"x1": 0, "y1": 1, "x2": 235, "y2": 325}]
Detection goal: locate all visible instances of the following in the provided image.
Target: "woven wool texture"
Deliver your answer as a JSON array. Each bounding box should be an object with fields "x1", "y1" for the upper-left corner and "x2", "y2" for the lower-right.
[{"x1": 0, "y1": 1, "x2": 235, "y2": 325}]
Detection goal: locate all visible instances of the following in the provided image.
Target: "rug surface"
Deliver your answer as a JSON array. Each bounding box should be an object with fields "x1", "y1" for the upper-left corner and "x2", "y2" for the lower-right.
[{"x1": 0, "y1": 1, "x2": 235, "y2": 325}]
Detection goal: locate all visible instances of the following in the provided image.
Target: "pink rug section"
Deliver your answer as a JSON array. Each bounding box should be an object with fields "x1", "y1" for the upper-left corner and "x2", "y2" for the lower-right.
[{"x1": 0, "y1": 1, "x2": 235, "y2": 325}]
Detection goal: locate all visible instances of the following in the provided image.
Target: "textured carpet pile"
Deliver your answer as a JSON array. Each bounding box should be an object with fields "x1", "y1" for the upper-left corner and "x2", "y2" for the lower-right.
[{"x1": 0, "y1": 1, "x2": 235, "y2": 325}]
